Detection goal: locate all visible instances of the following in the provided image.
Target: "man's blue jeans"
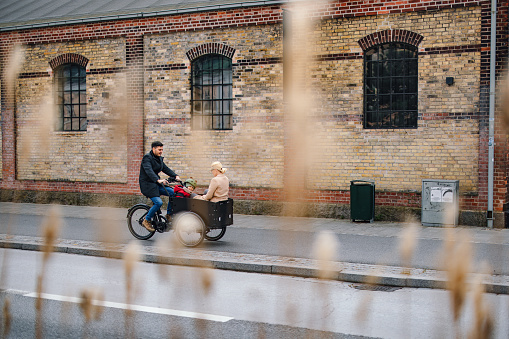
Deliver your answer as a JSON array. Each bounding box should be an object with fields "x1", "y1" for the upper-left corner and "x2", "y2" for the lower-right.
[{"x1": 146, "y1": 186, "x2": 175, "y2": 221}]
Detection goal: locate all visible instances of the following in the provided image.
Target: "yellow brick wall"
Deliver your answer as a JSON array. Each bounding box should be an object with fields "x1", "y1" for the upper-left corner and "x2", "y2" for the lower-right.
[
  {"x1": 16, "y1": 39, "x2": 128, "y2": 183},
  {"x1": 144, "y1": 25, "x2": 285, "y2": 189},
  {"x1": 305, "y1": 7, "x2": 481, "y2": 192}
]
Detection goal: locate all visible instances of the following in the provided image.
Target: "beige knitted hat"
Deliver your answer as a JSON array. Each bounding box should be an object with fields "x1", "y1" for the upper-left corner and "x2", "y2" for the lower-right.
[{"x1": 211, "y1": 161, "x2": 227, "y2": 174}]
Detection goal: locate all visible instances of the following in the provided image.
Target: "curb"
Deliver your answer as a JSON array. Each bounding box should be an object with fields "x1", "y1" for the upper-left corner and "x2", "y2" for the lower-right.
[{"x1": 2, "y1": 236, "x2": 509, "y2": 295}]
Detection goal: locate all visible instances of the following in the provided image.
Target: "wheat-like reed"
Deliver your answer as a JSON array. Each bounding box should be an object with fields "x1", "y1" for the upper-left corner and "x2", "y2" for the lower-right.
[
  {"x1": 80, "y1": 287, "x2": 104, "y2": 322},
  {"x1": 2, "y1": 297, "x2": 11, "y2": 338},
  {"x1": 399, "y1": 219, "x2": 420, "y2": 275},
  {"x1": 312, "y1": 230, "x2": 339, "y2": 280}
]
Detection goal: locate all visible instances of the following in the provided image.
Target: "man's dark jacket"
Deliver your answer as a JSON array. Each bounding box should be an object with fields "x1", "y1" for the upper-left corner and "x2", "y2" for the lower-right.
[{"x1": 139, "y1": 151, "x2": 177, "y2": 198}]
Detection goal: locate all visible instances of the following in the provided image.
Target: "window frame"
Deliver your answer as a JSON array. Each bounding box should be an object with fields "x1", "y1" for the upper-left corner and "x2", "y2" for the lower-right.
[
  {"x1": 363, "y1": 42, "x2": 418, "y2": 129},
  {"x1": 191, "y1": 54, "x2": 233, "y2": 130},
  {"x1": 54, "y1": 63, "x2": 87, "y2": 132}
]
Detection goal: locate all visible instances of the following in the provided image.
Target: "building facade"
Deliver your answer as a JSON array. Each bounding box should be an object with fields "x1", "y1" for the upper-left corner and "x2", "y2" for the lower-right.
[{"x1": 0, "y1": 0, "x2": 508, "y2": 226}]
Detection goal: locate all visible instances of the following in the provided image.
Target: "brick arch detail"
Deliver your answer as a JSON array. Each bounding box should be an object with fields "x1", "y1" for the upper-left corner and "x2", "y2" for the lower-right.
[
  {"x1": 49, "y1": 53, "x2": 89, "y2": 69},
  {"x1": 186, "y1": 43, "x2": 236, "y2": 61},
  {"x1": 358, "y1": 29, "x2": 424, "y2": 51}
]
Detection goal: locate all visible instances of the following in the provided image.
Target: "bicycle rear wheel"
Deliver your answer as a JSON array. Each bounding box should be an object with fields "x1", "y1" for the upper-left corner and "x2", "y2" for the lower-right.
[
  {"x1": 127, "y1": 205, "x2": 155, "y2": 240},
  {"x1": 204, "y1": 227, "x2": 227, "y2": 241}
]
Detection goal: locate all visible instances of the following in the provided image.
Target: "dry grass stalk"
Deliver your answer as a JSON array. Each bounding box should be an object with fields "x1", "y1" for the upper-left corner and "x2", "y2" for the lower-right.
[
  {"x1": 80, "y1": 287, "x2": 105, "y2": 322},
  {"x1": 467, "y1": 268, "x2": 494, "y2": 339},
  {"x1": 123, "y1": 241, "x2": 141, "y2": 310},
  {"x1": 354, "y1": 267, "x2": 382, "y2": 325},
  {"x1": 200, "y1": 266, "x2": 214, "y2": 296},
  {"x1": 499, "y1": 73, "x2": 509, "y2": 131},
  {"x1": 398, "y1": 220, "x2": 420, "y2": 274},
  {"x1": 35, "y1": 205, "x2": 62, "y2": 338},
  {"x1": 312, "y1": 230, "x2": 339, "y2": 280},
  {"x1": 2, "y1": 297, "x2": 11, "y2": 338},
  {"x1": 123, "y1": 241, "x2": 141, "y2": 339},
  {"x1": 3, "y1": 44, "x2": 25, "y2": 99},
  {"x1": 443, "y1": 229, "x2": 473, "y2": 335}
]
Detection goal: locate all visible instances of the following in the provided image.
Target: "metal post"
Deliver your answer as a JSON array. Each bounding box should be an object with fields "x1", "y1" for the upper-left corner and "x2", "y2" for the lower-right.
[{"x1": 487, "y1": 0, "x2": 497, "y2": 228}]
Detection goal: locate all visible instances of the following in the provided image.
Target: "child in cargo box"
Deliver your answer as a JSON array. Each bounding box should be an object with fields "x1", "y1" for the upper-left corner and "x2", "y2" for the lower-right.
[{"x1": 173, "y1": 178, "x2": 198, "y2": 198}]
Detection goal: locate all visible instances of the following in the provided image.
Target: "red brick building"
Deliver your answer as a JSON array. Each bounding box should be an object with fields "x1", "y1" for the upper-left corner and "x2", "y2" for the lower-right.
[{"x1": 0, "y1": 0, "x2": 508, "y2": 226}]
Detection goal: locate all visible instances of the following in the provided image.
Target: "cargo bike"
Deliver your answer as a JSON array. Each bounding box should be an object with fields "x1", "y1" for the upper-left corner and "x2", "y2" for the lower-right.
[{"x1": 127, "y1": 194, "x2": 233, "y2": 247}]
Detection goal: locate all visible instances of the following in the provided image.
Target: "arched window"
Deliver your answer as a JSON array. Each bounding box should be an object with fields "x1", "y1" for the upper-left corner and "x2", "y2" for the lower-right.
[
  {"x1": 54, "y1": 63, "x2": 87, "y2": 131},
  {"x1": 191, "y1": 54, "x2": 233, "y2": 130},
  {"x1": 364, "y1": 43, "x2": 418, "y2": 129}
]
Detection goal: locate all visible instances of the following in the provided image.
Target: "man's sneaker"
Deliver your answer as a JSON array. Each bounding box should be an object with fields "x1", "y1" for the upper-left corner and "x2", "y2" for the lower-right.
[
  {"x1": 142, "y1": 218, "x2": 155, "y2": 232},
  {"x1": 165, "y1": 214, "x2": 172, "y2": 227}
]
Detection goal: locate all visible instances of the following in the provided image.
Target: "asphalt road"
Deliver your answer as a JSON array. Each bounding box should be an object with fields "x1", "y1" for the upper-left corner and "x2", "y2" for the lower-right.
[
  {"x1": 1, "y1": 210, "x2": 509, "y2": 275},
  {"x1": 3, "y1": 249, "x2": 509, "y2": 338}
]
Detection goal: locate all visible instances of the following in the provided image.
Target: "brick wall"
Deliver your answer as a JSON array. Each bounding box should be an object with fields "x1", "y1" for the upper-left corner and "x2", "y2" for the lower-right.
[
  {"x1": 16, "y1": 39, "x2": 128, "y2": 183},
  {"x1": 0, "y1": 0, "x2": 507, "y2": 221}
]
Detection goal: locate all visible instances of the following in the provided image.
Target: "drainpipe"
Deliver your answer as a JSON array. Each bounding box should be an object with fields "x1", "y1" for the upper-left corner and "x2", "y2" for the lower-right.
[{"x1": 487, "y1": 0, "x2": 497, "y2": 229}]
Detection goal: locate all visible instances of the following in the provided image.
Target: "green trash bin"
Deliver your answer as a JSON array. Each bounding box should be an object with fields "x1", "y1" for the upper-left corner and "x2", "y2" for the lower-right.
[{"x1": 350, "y1": 180, "x2": 375, "y2": 222}]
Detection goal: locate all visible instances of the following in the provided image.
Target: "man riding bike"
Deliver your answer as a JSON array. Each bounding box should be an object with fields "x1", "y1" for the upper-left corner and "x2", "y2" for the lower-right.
[{"x1": 139, "y1": 141, "x2": 180, "y2": 232}]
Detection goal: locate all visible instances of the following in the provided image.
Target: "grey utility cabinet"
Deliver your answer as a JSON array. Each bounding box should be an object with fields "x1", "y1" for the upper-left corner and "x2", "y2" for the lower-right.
[{"x1": 421, "y1": 179, "x2": 459, "y2": 226}]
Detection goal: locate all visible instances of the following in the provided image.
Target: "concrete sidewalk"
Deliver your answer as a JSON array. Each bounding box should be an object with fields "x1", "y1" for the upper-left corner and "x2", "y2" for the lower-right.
[{"x1": 1, "y1": 202, "x2": 509, "y2": 294}]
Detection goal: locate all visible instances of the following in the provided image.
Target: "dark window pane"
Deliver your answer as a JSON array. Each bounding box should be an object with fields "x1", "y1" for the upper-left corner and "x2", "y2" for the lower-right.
[
  {"x1": 64, "y1": 118, "x2": 71, "y2": 130},
  {"x1": 80, "y1": 118, "x2": 87, "y2": 131},
  {"x1": 213, "y1": 115, "x2": 221, "y2": 129},
  {"x1": 222, "y1": 70, "x2": 232, "y2": 84},
  {"x1": 72, "y1": 105, "x2": 80, "y2": 117},
  {"x1": 408, "y1": 60, "x2": 418, "y2": 76},
  {"x1": 80, "y1": 104, "x2": 86, "y2": 117},
  {"x1": 379, "y1": 61, "x2": 391, "y2": 77},
  {"x1": 393, "y1": 95, "x2": 406, "y2": 110},
  {"x1": 223, "y1": 100, "x2": 232, "y2": 114},
  {"x1": 213, "y1": 101, "x2": 221, "y2": 114},
  {"x1": 79, "y1": 76, "x2": 86, "y2": 91},
  {"x1": 203, "y1": 59, "x2": 212, "y2": 70},
  {"x1": 223, "y1": 115, "x2": 232, "y2": 129},
  {"x1": 193, "y1": 72, "x2": 202, "y2": 85},
  {"x1": 213, "y1": 70, "x2": 222, "y2": 84},
  {"x1": 408, "y1": 94, "x2": 418, "y2": 110},
  {"x1": 366, "y1": 61, "x2": 377, "y2": 78},
  {"x1": 71, "y1": 66, "x2": 80, "y2": 78},
  {"x1": 193, "y1": 101, "x2": 202, "y2": 114},
  {"x1": 203, "y1": 101, "x2": 211, "y2": 115},
  {"x1": 408, "y1": 78, "x2": 418, "y2": 93},
  {"x1": 64, "y1": 77, "x2": 71, "y2": 91},
  {"x1": 64, "y1": 92, "x2": 71, "y2": 104},
  {"x1": 64, "y1": 105, "x2": 72, "y2": 117},
  {"x1": 213, "y1": 86, "x2": 222, "y2": 99},
  {"x1": 380, "y1": 78, "x2": 391, "y2": 94},
  {"x1": 365, "y1": 79, "x2": 377, "y2": 95},
  {"x1": 392, "y1": 78, "x2": 406, "y2": 93},
  {"x1": 203, "y1": 71, "x2": 212, "y2": 85},
  {"x1": 223, "y1": 86, "x2": 232, "y2": 99},
  {"x1": 203, "y1": 86, "x2": 212, "y2": 100},
  {"x1": 223, "y1": 58, "x2": 232, "y2": 69},
  {"x1": 193, "y1": 86, "x2": 202, "y2": 100}
]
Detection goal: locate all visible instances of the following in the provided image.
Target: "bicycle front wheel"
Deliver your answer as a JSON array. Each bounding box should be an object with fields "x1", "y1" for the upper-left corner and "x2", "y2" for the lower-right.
[
  {"x1": 173, "y1": 212, "x2": 205, "y2": 247},
  {"x1": 127, "y1": 205, "x2": 155, "y2": 240}
]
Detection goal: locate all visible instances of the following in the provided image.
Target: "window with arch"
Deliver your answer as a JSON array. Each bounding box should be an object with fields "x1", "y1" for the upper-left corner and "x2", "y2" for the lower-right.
[
  {"x1": 364, "y1": 43, "x2": 418, "y2": 129},
  {"x1": 191, "y1": 54, "x2": 233, "y2": 130},
  {"x1": 54, "y1": 63, "x2": 87, "y2": 131}
]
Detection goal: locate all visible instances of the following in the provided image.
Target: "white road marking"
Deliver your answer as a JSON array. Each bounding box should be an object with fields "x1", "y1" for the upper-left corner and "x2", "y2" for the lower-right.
[{"x1": 23, "y1": 292, "x2": 233, "y2": 322}]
